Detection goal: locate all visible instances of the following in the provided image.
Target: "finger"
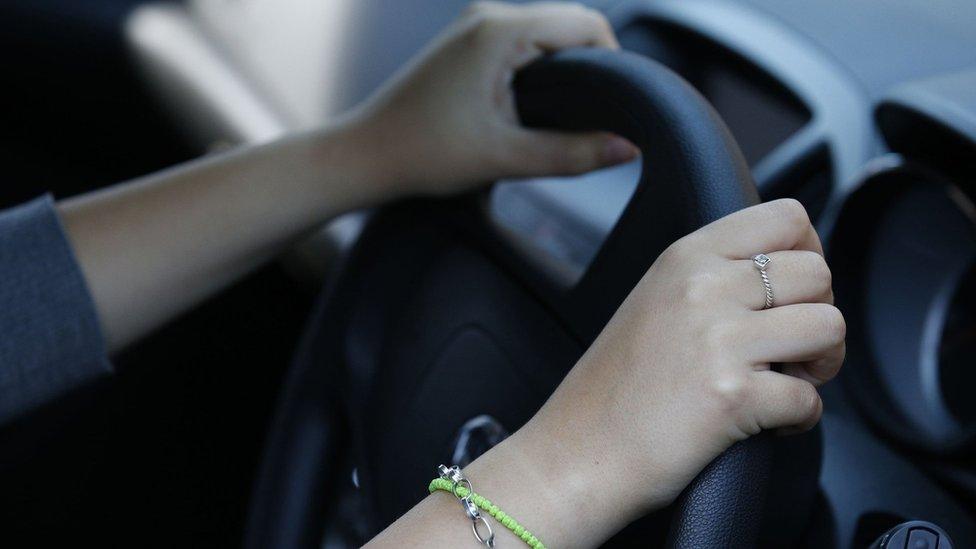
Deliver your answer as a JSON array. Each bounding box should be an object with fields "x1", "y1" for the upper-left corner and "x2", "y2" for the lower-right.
[
  {"x1": 503, "y1": 127, "x2": 638, "y2": 176},
  {"x1": 739, "y1": 303, "x2": 846, "y2": 364},
  {"x1": 517, "y1": 2, "x2": 619, "y2": 52},
  {"x1": 782, "y1": 340, "x2": 845, "y2": 386},
  {"x1": 750, "y1": 371, "x2": 823, "y2": 432},
  {"x1": 694, "y1": 199, "x2": 824, "y2": 258},
  {"x1": 466, "y1": 2, "x2": 618, "y2": 56},
  {"x1": 725, "y1": 250, "x2": 833, "y2": 310}
]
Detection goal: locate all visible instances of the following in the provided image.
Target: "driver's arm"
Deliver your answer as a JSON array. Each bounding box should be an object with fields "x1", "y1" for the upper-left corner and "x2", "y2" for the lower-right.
[
  {"x1": 58, "y1": 1, "x2": 634, "y2": 353},
  {"x1": 366, "y1": 198, "x2": 844, "y2": 549}
]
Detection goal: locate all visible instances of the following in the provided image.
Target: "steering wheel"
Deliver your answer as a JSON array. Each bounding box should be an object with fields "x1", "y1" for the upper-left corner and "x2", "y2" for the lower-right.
[{"x1": 245, "y1": 48, "x2": 817, "y2": 548}]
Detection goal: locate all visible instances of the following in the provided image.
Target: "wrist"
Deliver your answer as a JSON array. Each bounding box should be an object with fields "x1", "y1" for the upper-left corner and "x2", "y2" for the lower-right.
[
  {"x1": 463, "y1": 416, "x2": 649, "y2": 548},
  {"x1": 510, "y1": 355, "x2": 694, "y2": 529},
  {"x1": 325, "y1": 103, "x2": 422, "y2": 201},
  {"x1": 296, "y1": 109, "x2": 411, "y2": 215},
  {"x1": 519, "y1": 413, "x2": 655, "y2": 534}
]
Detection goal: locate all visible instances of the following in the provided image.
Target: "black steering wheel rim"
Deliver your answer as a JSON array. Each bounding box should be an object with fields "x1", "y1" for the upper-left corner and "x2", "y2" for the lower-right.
[
  {"x1": 245, "y1": 48, "x2": 811, "y2": 549},
  {"x1": 512, "y1": 47, "x2": 768, "y2": 548}
]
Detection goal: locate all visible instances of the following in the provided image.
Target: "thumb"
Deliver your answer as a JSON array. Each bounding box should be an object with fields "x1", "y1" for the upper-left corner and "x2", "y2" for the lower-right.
[{"x1": 503, "y1": 128, "x2": 638, "y2": 178}]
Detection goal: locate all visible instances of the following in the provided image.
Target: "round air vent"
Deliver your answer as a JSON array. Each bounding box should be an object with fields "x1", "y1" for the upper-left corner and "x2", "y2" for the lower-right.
[{"x1": 831, "y1": 162, "x2": 976, "y2": 454}]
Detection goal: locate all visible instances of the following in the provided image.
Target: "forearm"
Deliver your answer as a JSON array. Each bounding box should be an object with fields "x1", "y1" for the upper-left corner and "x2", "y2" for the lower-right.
[
  {"x1": 58, "y1": 117, "x2": 396, "y2": 352},
  {"x1": 56, "y1": 0, "x2": 630, "y2": 354}
]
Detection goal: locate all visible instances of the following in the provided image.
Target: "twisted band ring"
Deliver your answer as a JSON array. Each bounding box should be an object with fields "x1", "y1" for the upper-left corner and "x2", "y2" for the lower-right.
[{"x1": 753, "y1": 253, "x2": 774, "y2": 309}]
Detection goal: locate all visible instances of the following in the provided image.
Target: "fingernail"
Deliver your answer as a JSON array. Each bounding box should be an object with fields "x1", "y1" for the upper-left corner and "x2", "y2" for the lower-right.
[{"x1": 602, "y1": 136, "x2": 639, "y2": 165}]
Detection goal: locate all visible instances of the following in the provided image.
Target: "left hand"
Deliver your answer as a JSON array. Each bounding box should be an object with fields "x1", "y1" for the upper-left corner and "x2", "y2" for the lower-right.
[{"x1": 348, "y1": 1, "x2": 638, "y2": 197}]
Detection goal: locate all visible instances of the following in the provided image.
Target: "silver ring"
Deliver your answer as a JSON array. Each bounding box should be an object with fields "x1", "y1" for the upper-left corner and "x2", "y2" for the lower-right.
[{"x1": 753, "y1": 253, "x2": 774, "y2": 309}]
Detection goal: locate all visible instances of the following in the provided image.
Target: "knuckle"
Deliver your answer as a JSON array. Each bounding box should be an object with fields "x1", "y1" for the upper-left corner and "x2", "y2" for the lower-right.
[
  {"x1": 580, "y1": 5, "x2": 610, "y2": 26},
  {"x1": 461, "y1": 4, "x2": 502, "y2": 36},
  {"x1": 816, "y1": 305, "x2": 847, "y2": 343},
  {"x1": 595, "y1": 19, "x2": 616, "y2": 42},
  {"x1": 703, "y1": 320, "x2": 736, "y2": 352},
  {"x1": 770, "y1": 198, "x2": 810, "y2": 230},
  {"x1": 569, "y1": 5, "x2": 616, "y2": 42},
  {"x1": 459, "y1": 13, "x2": 489, "y2": 38},
  {"x1": 806, "y1": 253, "x2": 832, "y2": 291},
  {"x1": 806, "y1": 303, "x2": 847, "y2": 344},
  {"x1": 679, "y1": 270, "x2": 720, "y2": 305},
  {"x1": 658, "y1": 241, "x2": 684, "y2": 267},
  {"x1": 819, "y1": 350, "x2": 844, "y2": 383},
  {"x1": 464, "y1": 0, "x2": 498, "y2": 16},
  {"x1": 709, "y1": 373, "x2": 749, "y2": 411},
  {"x1": 664, "y1": 233, "x2": 701, "y2": 263}
]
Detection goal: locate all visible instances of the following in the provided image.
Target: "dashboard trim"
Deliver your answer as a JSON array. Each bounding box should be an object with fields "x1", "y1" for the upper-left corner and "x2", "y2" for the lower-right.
[{"x1": 606, "y1": 0, "x2": 877, "y2": 203}]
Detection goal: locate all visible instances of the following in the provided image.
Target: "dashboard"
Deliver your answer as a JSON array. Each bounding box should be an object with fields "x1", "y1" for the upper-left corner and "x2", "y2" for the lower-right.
[{"x1": 124, "y1": 0, "x2": 976, "y2": 546}]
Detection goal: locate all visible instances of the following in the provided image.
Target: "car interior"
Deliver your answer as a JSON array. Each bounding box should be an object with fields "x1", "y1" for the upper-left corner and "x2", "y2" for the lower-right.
[{"x1": 1, "y1": 0, "x2": 974, "y2": 547}]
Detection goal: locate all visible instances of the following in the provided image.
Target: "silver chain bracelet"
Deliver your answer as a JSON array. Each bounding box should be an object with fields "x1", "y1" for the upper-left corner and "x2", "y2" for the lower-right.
[{"x1": 438, "y1": 464, "x2": 496, "y2": 547}]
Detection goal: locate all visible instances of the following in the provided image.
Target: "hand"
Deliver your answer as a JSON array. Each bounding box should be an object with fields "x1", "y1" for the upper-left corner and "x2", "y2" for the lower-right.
[
  {"x1": 348, "y1": 1, "x2": 638, "y2": 197},
  {"x1": 510, "y1": 199, "x2": 845, "y2": 539}
]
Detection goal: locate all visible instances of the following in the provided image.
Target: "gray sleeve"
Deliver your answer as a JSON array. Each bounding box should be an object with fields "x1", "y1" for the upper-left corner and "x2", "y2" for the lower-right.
[{"x1": 0, "y1": 195, "x2": 112, "y2": 425}]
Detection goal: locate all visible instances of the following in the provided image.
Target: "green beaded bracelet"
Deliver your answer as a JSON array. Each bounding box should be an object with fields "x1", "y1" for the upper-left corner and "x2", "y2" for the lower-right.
[{"x1": 429, "y1": 477, "x2": 547, "y2": 549}]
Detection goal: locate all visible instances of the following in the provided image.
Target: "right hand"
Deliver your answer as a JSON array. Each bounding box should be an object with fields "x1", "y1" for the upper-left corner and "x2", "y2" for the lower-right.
[
  {"x1": 345, "y1": 1, "x2": 636, "y2": 198},
  {"x1": 519, "y1": 198, "x2": 845, "y2": 527}
]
